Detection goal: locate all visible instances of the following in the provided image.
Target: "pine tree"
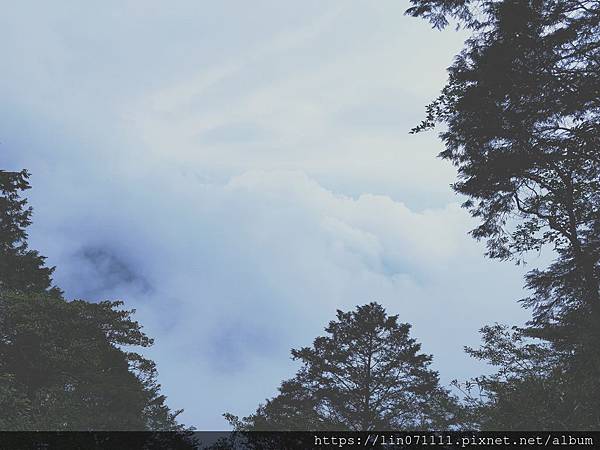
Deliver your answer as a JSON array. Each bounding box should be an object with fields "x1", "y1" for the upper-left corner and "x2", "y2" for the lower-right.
[
  {"x1": 0, "y1": 170, "x2": 60, "y2": 296},
  {"x1": 0, "y1": 169, "x2": 183, "y2": 430},
  {"x1": 227, "y1": 303, "x2": 462, "y2": 431}
]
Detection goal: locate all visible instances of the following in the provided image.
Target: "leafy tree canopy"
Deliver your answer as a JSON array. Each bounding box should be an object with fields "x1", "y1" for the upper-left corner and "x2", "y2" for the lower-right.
[
  {"x1": 0, "y1": 169, "x2": 183, "y2": 430},
  {"x1": 0, "y1": 292, "x2": 182, "y2": 430},
  {"x1": 407, "y1": 0, "x2": 600, "y2": 343},
  {"x1": 458, "y1": 324, "x2": 600, "y2": 430},
  {"x1": 227, "y1": 303, "x2": 464, "y2": 431},
  {"x1": 407, "y1": 0, "x2": 600, "y2": 429}
]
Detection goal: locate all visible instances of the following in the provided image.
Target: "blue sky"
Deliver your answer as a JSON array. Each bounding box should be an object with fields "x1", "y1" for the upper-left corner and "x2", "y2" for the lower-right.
[{"x1": 2, "y1": 1, "x2": 533, "y2": 429}]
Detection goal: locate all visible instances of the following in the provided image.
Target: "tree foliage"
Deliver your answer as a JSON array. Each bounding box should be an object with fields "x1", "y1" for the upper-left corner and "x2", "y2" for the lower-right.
[
  {"x1": 407, "y1": 0, "x2": 600, "y2": 337},
  {"x1": 407, "y1": 0, "x2": 600, "y2": 429},
  {"x1": 0, "y1": 169, "x2": 183, "y2": 430},
  {"x1": 457, "y1": 324, "x2": 600, "y2": 430},
  {"x1": 0, "y1": 292, "x2": 182, "y2": 430},
  {"x1": 0, "y1": 170, "x2": 61, "y2": 296},
  {"x1": 227, "y1": 303, "x2": 463, "y2": 431}
]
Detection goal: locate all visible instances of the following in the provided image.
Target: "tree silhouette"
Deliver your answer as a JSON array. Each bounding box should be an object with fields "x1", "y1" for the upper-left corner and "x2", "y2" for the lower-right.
[
  {"x1": 0, "y1": 169, "x2": 183, "y2": 430},
  {"x1": 227, "y1": 302, "x2": 463, "y2": 431},
  {"x1": 0, "y1": 292, "x2": 183, "y2": 430},
  {"x1": 456, "y1": 323, "x2": 600, "y2": 430},
  {"x1": 0, "y1": 170, "x2": 61, "y2": 296},
  {"x1": 407, "y1": 0, "x2": 600, "y2": 340},
  {"x1": 407, "y1": 0, "x2": 600, "y2": 428}
]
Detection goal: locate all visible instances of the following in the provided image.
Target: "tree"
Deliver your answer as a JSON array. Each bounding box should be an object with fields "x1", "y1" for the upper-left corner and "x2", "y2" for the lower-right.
[
  {"x1": 0, "y1": 291, "x2": 182, "y2": 430},
  {"x1": 0, "y1": 170, "x2": 61, "y2": 296},
  {"x1": 456, "y1": 324, "x2": 600, "y2": 430},
  {"x1": 0, "y1": 169, "x2": 183, "y2": 430},
  {"x1": 227, "y1": 303, "x2": 463, "y2": 431},
  {"x1": 406, "y1": 0, "x2": 600, "y2": 342},
  {"x1": 406, "y1": 0, "x2": 600, "y2": 428}
]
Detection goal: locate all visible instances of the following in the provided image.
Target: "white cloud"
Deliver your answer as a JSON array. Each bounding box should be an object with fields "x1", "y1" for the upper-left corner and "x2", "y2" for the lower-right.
[
  {"x1": 34, "y1": 168, "x2": 527, "y2": 427},
  {"x1": 0, "y1": 0, "x2": 530, "y2": 429}
]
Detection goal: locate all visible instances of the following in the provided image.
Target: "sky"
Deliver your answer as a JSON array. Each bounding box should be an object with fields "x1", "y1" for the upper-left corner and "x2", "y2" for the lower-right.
[{"x1": 1, "y1": 1, "x2": 535, "y2": 429}]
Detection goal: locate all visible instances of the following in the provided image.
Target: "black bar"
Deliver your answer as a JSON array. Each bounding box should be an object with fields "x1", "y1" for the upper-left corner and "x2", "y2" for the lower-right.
[{"x1": 0, "y1": 431, "x2": 598, "y2": 450}]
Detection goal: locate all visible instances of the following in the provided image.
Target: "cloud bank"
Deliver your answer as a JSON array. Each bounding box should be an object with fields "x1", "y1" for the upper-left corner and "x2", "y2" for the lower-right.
[{"x1": 1, "y1": 0, "x2": 530, "y2": 428}]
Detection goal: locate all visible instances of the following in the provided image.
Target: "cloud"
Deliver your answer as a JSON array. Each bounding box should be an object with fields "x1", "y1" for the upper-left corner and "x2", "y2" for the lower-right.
[
  {"x1": 0, "y1": 0, "x2": 530, "y2": 429},
  {"x1": 29, "y1": 168, "x2": 528, "y2": 427}
]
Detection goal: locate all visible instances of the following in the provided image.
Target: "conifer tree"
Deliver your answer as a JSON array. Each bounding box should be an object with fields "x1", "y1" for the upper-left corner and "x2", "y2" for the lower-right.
[
  {"x1": 0, "y1": 170, "x2": 60, "y2": 296},
  {"x1": 227, "y1": 303, "x2": 462, "y2": 431},
  {"x1": 0, "y1": 169, "x2": 183, "y2": 430},
  {"x1": 407, "y1": 0, "x2": 600, "y2": 428}
]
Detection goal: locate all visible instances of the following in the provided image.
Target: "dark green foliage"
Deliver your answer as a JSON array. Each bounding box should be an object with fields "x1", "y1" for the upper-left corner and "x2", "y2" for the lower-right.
[
  {"x1": 0, "y1": 170, "x2": 183, "y2": 430},
  {"x1": 227, "y1": 303, "x2": 463, "y2": 431},
  {"x1": 458, "y1": 324, "x2": 600, "y2": 430},
  {"x1": 406, "y1": 0, "x2": 473, "y2": 30},
  {"x1": 0, "y1": 291, "x2": 182, "y2": 430},
  {"x1": 0, "y1": 170, "x2": 61, "y2": 297},
  {"x1": 407, "y1": 0, "x2": 600, "y2": 336},
  {"x1": 407, "y1": 0, "x2": 600, "y2": 430}
]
